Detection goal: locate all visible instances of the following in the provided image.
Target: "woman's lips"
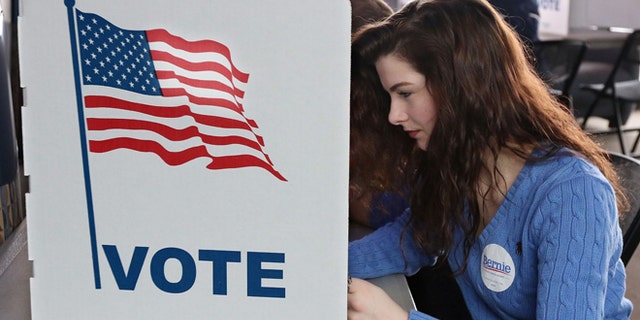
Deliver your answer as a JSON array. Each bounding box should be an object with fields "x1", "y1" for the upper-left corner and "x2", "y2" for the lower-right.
[{"x1": 407, "y1": 130, "x2": 419, "y2": 139}]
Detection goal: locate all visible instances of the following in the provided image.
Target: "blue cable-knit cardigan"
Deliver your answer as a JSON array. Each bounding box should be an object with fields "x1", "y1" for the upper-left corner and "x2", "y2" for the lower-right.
[{"x1": 349, "y1": 150, "x2": 633, "y2": 319}]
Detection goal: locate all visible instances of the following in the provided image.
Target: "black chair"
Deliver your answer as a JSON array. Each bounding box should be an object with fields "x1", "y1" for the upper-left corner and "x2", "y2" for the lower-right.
[
  {"x1": 407, "y1": 260, "x2": 471, "y2": 319},
  {"x1": 609, "y1": 152, "x2": 640, "y2": 265},
  {"x1": 581, "y1": 31, "x2": 640, "y2": 156},
  {"x1": 532, "y1": 40, "x2": 587, "y2": 111}
]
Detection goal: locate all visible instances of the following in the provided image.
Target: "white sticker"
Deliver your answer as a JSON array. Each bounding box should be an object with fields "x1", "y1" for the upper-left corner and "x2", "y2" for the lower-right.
[{"x1": 480, "y1": 244, "x2": 515, "y2": 292}]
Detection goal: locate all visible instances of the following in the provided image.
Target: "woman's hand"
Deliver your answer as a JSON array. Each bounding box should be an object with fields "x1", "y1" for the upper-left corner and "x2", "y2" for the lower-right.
[{"x1": 347, "y1": 277, "x2": 409, "y2": 320}]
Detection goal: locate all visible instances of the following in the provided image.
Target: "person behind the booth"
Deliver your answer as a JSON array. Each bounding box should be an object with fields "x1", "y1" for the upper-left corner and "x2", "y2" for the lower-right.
[
  {"x1": 346, "y1": 0, "x2": 633, "y2": 319},
  {"x1": 488, "y1": 0, "x2": 539, "y2": 44},
  {"x1": 349, "y1": 0, "x2": 410, "y2": 230}
]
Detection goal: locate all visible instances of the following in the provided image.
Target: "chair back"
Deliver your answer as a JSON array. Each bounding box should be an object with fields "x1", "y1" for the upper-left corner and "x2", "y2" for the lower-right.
[
  {"x1": 602, "y1": 30, "x2": 640, "y2": 89},
  {"x1": 532, "y1": 40, "x2": 587, "y2": 97},
  {"x1": 609, "y1": 152, "x2": 640, "y2": 265}
]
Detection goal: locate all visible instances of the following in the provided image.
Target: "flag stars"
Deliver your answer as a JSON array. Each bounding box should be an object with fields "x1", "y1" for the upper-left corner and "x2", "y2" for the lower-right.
[{"x1": 77, "y1": 11, "x2": 160, "y2": 95}]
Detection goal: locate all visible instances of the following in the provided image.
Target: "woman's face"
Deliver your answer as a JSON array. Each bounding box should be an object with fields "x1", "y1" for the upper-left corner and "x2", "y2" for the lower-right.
[{"x1": 375, "y1": 54, "x2": 438, "y2": 151}]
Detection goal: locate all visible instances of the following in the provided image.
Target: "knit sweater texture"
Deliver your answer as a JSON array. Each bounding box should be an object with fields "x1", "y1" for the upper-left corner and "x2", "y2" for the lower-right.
[{"x1": 349, "y1": 151, "x2": 633, "y2": 319}]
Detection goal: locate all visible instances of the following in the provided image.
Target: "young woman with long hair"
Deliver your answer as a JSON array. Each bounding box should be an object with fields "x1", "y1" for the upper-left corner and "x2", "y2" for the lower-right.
[{"x1": 347, "y1": 0, "x2": 633, "y2": 319}]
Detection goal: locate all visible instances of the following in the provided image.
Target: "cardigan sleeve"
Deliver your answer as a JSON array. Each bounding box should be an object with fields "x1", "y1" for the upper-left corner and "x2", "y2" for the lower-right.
[
  {"x1": 531, "y1": 174, "x2": 631, "y2": 319},
  {"x1": 349, "y1": 209, "x2": 436, "y2": 279},
  {"x1": 408, "y1": 309, "x2": 439, "y2": 320}
]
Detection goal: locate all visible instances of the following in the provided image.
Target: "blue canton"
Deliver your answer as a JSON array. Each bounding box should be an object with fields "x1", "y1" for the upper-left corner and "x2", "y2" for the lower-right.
[{"x1": 76, "y1": 10, "x2": 161, "y2": 96}]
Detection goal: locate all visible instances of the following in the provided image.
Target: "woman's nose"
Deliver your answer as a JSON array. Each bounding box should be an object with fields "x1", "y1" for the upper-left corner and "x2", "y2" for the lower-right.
[{"x1": 388, "y1": 101, "x2": 407, "y2": 125}]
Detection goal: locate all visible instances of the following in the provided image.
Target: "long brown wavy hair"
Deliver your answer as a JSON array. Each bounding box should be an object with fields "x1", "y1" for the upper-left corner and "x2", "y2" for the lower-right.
[{"x1": 350, "y1": 0, "x2": 627, "y2": 269}]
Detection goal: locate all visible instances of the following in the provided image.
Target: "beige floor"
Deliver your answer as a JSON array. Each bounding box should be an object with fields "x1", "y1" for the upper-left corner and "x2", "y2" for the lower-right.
[{"x1": 581, "y1": 112, "x2": 640, "y2": 319}]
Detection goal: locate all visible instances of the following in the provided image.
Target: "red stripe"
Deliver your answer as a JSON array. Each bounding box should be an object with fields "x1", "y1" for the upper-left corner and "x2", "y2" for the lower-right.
[
  {"x1": 150, "y1": 50, "x2": 235, "y2": 82},
  {"x1": 155, "y1": 70, "x2": 245, "y2": 98},
  {"x1": 89, "y1": 138, "x2": 285, "y2": 181},
  {"x1": 87, "y1": 118, "x2": 267, "y2": 155},
  {"x1": 90, "y1": 138, "x2": 214, "y2": 166},
  {"x1": 146, "y1": 29, "x2": 249, "y2": 83},
  {"x1": 84, "y1": 96, "x2": 260, "y2": 133},
  {"x1": 160, "y1": 87, "x2": 243, "y2": 112},
  {"x1": 207, "y1": 155, "x2": 287, "y2": 181}
]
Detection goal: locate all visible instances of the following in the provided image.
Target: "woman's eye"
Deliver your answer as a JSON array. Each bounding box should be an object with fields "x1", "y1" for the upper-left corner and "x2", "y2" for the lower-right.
[{"x1": 398, "y1": 91, "x2": 411, "y2": 98}]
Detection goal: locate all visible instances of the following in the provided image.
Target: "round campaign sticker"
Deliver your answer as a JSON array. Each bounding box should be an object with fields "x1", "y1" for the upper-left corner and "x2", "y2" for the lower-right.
[{"x1": 480, "y1": 244, "x2": 515, "y2": 292}]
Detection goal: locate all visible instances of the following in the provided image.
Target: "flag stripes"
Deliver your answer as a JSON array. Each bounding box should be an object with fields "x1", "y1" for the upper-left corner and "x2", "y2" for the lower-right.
[{"x1": 75, "y1": 9, "x2": 285, "y2": 181}]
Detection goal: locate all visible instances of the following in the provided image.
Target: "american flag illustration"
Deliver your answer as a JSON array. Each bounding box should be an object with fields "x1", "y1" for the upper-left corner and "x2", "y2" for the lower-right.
[{"x1": 73, "y1": 9, "x2": 286, "y2": 181}]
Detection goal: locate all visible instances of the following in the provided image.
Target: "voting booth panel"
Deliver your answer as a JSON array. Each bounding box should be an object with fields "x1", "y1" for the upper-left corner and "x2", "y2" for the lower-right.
[
  {"x1": 538, "y1": 0, "x2": 571, "y2": 36},
  {"x1": 19, "y1": 1, "x2": 350, "y2": 318}
]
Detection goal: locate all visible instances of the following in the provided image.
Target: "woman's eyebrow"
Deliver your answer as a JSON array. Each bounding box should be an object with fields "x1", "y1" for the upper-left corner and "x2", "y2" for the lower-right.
[{"x1": 389, "y1": 82, "x2": 412, "y2": 92}]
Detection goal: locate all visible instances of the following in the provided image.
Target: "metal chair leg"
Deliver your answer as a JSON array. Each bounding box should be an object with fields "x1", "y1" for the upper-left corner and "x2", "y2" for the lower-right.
[{"x1": 613, "y1": 98, "x2": 628, "y2": 155}]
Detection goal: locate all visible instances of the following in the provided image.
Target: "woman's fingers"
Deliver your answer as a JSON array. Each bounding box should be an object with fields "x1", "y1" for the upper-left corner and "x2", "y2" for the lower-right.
[{"x1": 347, "y1": 278, "x2": 409, "y2": 320}]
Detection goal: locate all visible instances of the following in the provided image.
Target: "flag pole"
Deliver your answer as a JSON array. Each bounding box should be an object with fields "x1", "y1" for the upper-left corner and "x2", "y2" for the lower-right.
[{"x1": 65, "y1": 0, "x2": 102, "y2": 289}]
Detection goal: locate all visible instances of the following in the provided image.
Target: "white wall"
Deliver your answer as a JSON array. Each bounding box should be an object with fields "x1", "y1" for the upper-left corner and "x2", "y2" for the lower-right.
[{"x1": 569, "y1": 0, "x2": 640, "y2": 29}]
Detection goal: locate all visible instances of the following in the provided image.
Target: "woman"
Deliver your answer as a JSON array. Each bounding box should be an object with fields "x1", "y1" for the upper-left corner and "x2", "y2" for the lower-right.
[
  {"x1": 347, "y1": 0, "x2": 633, "y2": 319},
  {"x1": 349, "y1": 0, "x2": 409, "y2": 230}
]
